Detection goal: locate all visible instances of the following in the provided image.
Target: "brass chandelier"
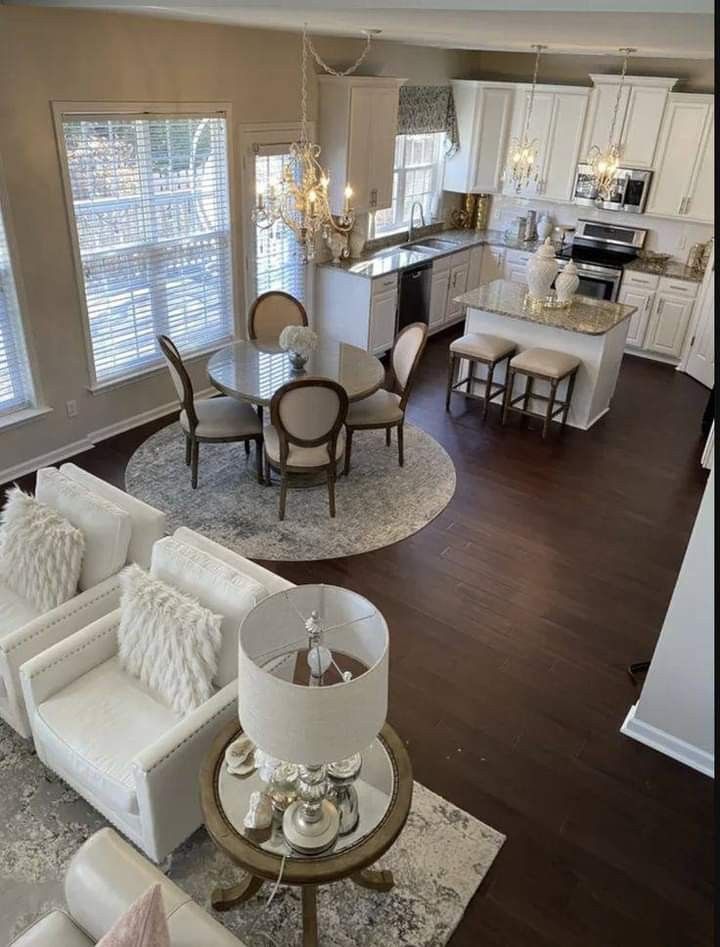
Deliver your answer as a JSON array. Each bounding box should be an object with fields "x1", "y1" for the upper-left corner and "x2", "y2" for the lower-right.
[
  {"x1": 252, "y1": 26, "x2": 374, "y2": 263},
  {"x1": 505, "y1": 44, "x2": 547, "y2": 193},
  {"x1": 588, "y1": 48, "x2": 636, "y2": 200}
]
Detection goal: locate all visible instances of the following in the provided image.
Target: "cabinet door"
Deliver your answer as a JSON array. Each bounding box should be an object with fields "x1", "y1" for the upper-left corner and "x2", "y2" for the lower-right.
[
  {"x1": 540, "y1": 92, "x2": 588, "y2": 202},
  {"x1": 646, "y1": 99, "x2": 710, "y2": 217},
  {"x1": 619, "y1": 85, "x2": 670, "y2": 168},
  {"x1": 618, "y1": 287, "x2": 654, "y2": 347},
  {"x1": 503, "y1": 90, "x2": 554, "y2": 197},
  {"x1": 505, "y1": 263, "x2": 528, "y2": 285},
  {"x1": 445, "y1": 263, "x2": 469, "y2": 322},
  {"x1": 645, "y1": 294, "x2": 694, "y2": 358},
  {"x1": 466, "y1": 245, "x2": 484, "y2": 292},
  {"x1": 472, "y1": 87, "x2": 514, "y2": 194},
  {"x1": 480, "y1": 246, "x2": 505, "y2": 284},
  {"x1": 581, "y1": 82, "x2": 631, "y2": 160},
  {"x1": 369, "y1": 289, "x2": 397, "y2": 354},
  {"x1": 684, "y1": 110, "x2": 714, "y2": 223},
  {"x1": 429, "y1": 269, "x2": 451, "y2": 329},
  {"x1": 369, "y1": 89, "x2": 400, "y2": 210}
]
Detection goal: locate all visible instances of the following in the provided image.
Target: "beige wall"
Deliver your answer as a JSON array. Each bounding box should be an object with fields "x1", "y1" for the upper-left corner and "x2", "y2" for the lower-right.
[{"x1": 0, "y1": 6, "x2": 713, "y2": 478}]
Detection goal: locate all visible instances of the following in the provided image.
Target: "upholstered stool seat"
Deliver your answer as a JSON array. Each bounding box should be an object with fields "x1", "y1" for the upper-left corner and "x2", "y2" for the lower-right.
[
  {"x1": 509, "y1": 347, "x2": 580, "y2": 379},
  {"x1": 446, "y1": 333, "x2": 516, "y2": 420},
  {"x1": 450, "y1": 332, "x2": 515, "y2": 362},
  {"x1": 502, "y1": 346, "x2": 580, "y2": 438}
]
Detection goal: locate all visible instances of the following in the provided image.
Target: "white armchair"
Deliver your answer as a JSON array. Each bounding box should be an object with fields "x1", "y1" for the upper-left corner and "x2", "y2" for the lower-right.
[
  {"x1": 20, "y1": 527, "x2": 294, "y2": 863},
  {"x1": 10, "y1": 827, "x2": 245, "y2": 946},
  {"x1": 0, "y1": 463, "x2": 166, "y2": 738}
]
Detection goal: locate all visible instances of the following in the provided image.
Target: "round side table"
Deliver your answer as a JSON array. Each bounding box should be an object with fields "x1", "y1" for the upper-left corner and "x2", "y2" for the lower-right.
[{"x1": 200, "y1": 721, "x2": 413, "y2": 947}]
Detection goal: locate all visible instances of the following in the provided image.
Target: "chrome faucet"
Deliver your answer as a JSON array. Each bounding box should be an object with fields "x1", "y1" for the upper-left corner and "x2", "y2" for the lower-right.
[{"x1": 408, "y1": 201, "x2": 426, "y2": 242}]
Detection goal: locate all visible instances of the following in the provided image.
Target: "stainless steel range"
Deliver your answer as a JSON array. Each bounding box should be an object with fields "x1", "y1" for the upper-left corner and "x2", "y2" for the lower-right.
[{"x1": 555, "y1": 219, "x2": 648, "y2": 302}]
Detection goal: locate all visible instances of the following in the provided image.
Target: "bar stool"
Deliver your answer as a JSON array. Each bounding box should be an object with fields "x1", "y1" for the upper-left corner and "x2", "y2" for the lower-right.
[
  {"x1": 502, "y1": 347, "x2": 580, "y2": 438},
  {"x1": 446, "y1": 333, "x2": 516, "y2": 420}
]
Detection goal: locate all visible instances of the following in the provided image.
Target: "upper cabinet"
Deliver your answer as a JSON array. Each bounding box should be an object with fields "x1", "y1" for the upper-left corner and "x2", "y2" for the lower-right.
[
  {"x1": 443, "y1": 81, "x2": 515, "y2": 194},
  {"x1": 580, "y1": 75, "x2": 677, "y2": 169},
  {"x1": 502, "y1": 85, "x2": 589, "y2": 201},
  {"x1": 646, "y1": 94, "x2": 714, "y2": 223},
  {"x1": 318, "y1": 76, "x2": 405, "y2": 214}
]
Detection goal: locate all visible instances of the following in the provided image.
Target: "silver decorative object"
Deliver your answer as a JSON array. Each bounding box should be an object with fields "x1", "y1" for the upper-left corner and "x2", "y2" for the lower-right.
[
  {"x1": 268, "y1": 762, "x2": 299, "y2": 814},
  {"x1": 288, "y1": 350, "x2": 309, "y2": 371},
  {"x1": 328, "y1": 753, "x2": 362, "y2": 835},
  {"x1": 243, "y1": 790, "x2": 274, "y2": 830}
]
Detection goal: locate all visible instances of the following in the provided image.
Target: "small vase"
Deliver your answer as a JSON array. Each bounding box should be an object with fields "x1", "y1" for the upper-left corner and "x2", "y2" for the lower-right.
[
  {"x1": 537, "y1": 215, "x2": 553, "y2": 241},
  {"x1": 288, "y1": 351, "x2": 308, "y2": 372},
  {"x1": 526, "y1": 238, "x2": 559, "y2": 301},
  {"x1": 555, "y1": 260, "x2": 580, "y2": 305}
]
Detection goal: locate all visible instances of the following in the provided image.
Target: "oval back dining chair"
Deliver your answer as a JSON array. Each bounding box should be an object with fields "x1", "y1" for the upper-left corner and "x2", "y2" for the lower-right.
[
  {"x1": 344, "y1": 322, "x2": 428, "y2": 475},
  {"x1": 157, "y1": 335, "x2": 263, "y2": 488},
  {"x1": 266, "y1": 378, "x2": 349, "y2": 521},
  {"x1": 248, "y1": 291, "x2": 308, "y2": 342}
]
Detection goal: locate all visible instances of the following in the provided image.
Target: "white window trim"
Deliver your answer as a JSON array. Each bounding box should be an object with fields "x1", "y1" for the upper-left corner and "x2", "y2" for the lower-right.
[
  {"x1": 374, "y1": 132, "x2": 446, "y2": 238},
  {"x1": 238, "y1": 123, "x2": 315, "y2": 326},
  {"x1": 51, "y1": 100, "x2": 241, "y2": 388}
]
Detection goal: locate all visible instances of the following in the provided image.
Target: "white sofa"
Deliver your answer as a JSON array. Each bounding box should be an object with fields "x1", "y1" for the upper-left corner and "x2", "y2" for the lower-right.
[
  {"x1": 10, "y1": 827, "x2": 245, "y2": 946},
  {"x1": 0, "y1": 464, "x2": 166, "y2": 738},
  {"x1": 20, "y1": 526, "x2": 294, "y2": 863}
]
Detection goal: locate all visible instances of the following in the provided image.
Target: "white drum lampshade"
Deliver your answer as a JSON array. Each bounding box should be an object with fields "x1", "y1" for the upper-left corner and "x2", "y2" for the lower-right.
[{"x1": 238, "y1": 585, "x2": 389, "y2": 766}]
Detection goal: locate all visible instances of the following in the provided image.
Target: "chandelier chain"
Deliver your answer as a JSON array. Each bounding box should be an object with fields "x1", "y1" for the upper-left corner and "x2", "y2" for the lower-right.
[
  {"x1": 305, "y1": 28, "x2": 373, "y2": 79},
  {"x1": 607, "y1": 48, "x2": 634, "y2": 147},
  {"x1": 522, "y1": 44, "x2": 546, "y2": 143}
]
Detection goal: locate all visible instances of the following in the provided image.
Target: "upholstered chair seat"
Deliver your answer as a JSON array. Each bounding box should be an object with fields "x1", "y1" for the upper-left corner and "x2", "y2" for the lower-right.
[
  {"x1": 509, "y1": 347, "x2": 580, "y2": 378},
  {"x1": 346, "y1": 389, "x2": 404, "y2": 426},
  {"x1": 178, "y1": 396, "x2": 260, "y2": 439},
  {"x1": 450, "y1": 332, "x2": 515, "y2": 362},
  {"x1": 264, "y1": 425, "x2": 346, "y2": 467}
]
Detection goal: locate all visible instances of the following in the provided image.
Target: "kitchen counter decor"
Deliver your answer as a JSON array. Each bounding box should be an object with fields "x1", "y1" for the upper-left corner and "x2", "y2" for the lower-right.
[
  {"x1": 279, "y1": 325, "x2": 318, "y2": 371},
  {"x1": 526, "y1": 238, "x2": 559, "y2": 302}
]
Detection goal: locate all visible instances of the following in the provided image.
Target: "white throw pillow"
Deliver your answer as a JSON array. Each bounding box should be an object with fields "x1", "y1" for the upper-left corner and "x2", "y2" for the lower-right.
[
  {"x1": 150, "y1": 536, "x2": 268, "y2": 688},
  {"x1": 0, "y1": 487, "x2": 84, "y2": 613},
  {"x1": 35, "y1": 467, "x2": 132, "y2": 590},
  {"x1": 118, "y1": 564, "x2": 223, "y2": 715}
]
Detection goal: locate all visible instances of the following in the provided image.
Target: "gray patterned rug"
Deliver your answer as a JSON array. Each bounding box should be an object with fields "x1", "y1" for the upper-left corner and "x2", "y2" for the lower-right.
[
  {"x1": 124, "y1": 422, "x2": 456, "y2": 561},
  {"x1": 1, "y1": 721, "x2": 504, "y2": 946}
]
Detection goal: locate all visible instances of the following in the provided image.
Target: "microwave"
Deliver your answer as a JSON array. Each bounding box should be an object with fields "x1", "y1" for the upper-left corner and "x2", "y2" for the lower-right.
[{"x1": 572, "y1": 164, "x2": 652, "y2": 214}]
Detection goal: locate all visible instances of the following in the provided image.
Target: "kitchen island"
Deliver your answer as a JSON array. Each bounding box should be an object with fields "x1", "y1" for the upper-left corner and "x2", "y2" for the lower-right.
[{"x1": 454, "y1": 279, "x2": 637, "y2": 430}]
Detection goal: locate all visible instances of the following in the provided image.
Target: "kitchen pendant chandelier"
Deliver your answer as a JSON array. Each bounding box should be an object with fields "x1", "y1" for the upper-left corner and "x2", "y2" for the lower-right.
[
  {"x1": 505, "y1": 44, "x2": 547, "y2": 193},
  {"x1": 252, "y1": 25, "x2": 374, "y2": 263},
  {"x1": 587, "y1": 48, "x2": 636, "y2": 200}
]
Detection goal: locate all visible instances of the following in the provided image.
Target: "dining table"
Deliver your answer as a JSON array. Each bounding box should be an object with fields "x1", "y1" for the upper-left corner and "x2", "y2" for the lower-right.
[{"x1": 207, "y1": 338, "x2": 386, "y2": 411}]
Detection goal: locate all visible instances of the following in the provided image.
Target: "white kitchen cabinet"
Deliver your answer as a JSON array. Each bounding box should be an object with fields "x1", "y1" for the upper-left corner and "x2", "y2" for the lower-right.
[
  {"x1": 480, "y1": 245, "x2": 506, "y2": 284},
  {"x1": 618, "y1": 286, "x2": 655, "y2": 348},
  {"x1": 646, "y1": 95, "x2": 714, "y2": 222},
  {"x1": 644, "y1": 293, "x2": 695, "y2": 359},
  {"x1": 466, "y1": 245, "x2": 484, "y2": 292},
  {"x1": 429, "y1": 257, "x2": 451, "y2": 331},
  {"x1": 314, "y1": 268, "x2": 398, "y2": 355},
  {"x1": 318, "y1": 76, "x2": 405, "y2": 213},
  {"x1": 443, "y1": 81, "x2": 515, "y2": 194},
  {"x1": 445, "y1": 253, "x2": 470, "y2": 323},
  {"x1": 504, "y1": 85, "x2": 589, "y2": 202},
  {"x1": 503, "y1": 248, "x2": 530, "y2": 285},
  {"x1": 580, "y1": 75, "x2": 676, "y2": 170},
  {"x1": 369, "y1": 283, "x2": 399, "y2": 354}
]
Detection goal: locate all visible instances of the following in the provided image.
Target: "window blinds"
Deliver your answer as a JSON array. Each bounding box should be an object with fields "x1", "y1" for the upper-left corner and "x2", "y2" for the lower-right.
[
  {"x1": 61, "y1": 114, "x2": 234, "y2": 384},
  {"x1": 0, "y1": 208, "x2": 34, "y2": 417},
  {"x1": 253, "y1": 146, "x2": 306, "y2": 303}
]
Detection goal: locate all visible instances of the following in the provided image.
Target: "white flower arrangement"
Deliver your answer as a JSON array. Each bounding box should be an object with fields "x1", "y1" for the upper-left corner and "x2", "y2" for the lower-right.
[{"x1": 279, "y1": 325, "x2": 318, "y2": 358}]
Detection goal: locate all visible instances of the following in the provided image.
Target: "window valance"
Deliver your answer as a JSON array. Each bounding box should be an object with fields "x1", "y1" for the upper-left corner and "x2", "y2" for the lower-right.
[{"x1": 397, "y1": 85, "x2": 459, "y2": 156}]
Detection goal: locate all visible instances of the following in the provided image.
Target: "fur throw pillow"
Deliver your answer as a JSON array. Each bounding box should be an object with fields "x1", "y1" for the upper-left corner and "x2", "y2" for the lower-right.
[
  {"x1": 118, "y1": 564, "x2": 223, "y2": 715},
  {"x1": 96, "y1": 884, "x2": 170, "y2": 947},
  {"x1": 0, "y1": 486, "x2": 85, "y2": 613}
]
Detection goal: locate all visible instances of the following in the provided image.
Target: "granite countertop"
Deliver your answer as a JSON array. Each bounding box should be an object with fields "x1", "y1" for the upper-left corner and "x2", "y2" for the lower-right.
[
  {"x1": 624, "y1": 257, "x2": 704, "y2": 283},
  {"x1": 455, "y1": 279, "x2": 637, "y2": 336}
]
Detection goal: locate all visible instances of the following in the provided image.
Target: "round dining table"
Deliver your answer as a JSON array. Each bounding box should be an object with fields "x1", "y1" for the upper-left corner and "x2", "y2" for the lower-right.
[{"x1": 207, "y1": 338, "x2": 385, "y2": 408}]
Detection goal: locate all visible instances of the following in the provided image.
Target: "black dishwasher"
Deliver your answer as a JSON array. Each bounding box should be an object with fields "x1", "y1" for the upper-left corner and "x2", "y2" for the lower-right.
[{"x1": 397, "y1": 262, "x2": 432, "y2": 333}]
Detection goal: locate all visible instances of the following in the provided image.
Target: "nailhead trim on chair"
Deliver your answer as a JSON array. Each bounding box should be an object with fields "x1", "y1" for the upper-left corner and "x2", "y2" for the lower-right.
[
  {"x1": 2, "y1": 584, "x2": 119, "y2": 655},
  {"x1": 141, "y1": 698, "x2": 236, "y2": 774},
  {"x1": 25, "y1": 621, "x2": 120, "y2": 679}
]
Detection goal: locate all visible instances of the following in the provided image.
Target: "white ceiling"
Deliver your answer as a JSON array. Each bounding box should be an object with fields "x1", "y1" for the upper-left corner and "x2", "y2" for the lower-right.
[{"x1": 7, "y1": 0, "x2": 715, "y2": 58}]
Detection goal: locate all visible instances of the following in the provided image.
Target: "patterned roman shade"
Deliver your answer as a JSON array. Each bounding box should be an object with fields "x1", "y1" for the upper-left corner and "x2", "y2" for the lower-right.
[{"x1": 397, "y1": 85, "x2": 459, "y2": 156}]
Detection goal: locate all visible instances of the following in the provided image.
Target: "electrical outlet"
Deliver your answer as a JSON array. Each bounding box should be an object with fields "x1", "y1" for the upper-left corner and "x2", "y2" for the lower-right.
[{"x1": 66, "y1": 399, "x2": 78, "y2": 418}]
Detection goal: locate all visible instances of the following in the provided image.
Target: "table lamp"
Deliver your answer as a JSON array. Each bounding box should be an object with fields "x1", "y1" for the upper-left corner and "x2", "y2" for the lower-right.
[{"x1": 238, "y1": 584, "x2": 389, "y2": 855}]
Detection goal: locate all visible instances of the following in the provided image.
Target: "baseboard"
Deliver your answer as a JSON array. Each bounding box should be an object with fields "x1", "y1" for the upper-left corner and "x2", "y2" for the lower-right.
[
  {"x1": 621, "y1": 704, "x2": 714, "y2": 778},
  {"x1": 0, "y1": 387, "x2": 216, "y2": 486}
]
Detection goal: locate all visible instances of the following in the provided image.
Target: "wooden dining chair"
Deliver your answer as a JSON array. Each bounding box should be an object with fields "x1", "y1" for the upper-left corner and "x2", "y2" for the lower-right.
[
  {"x1": 248, "y1": 291, "x2": 308, "y2": 342},
  {"x1": 157, "y1": 335, "x2": 263, "y2": 488},
  {"x1": 344, "y1": 322, "x2": 428, "y2": 475},
  {"x1": 265, "y1": 379, "x2": 348, "y2": 521}
]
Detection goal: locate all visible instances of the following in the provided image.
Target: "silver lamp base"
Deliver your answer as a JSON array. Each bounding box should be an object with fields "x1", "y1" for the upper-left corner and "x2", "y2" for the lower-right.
[{"x1": 283, "y1": 799, "x2": 340, "y2": 855}]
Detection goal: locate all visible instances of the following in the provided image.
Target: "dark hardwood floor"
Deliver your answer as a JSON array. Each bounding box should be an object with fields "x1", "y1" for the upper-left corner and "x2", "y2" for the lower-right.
[{"x1": 4, "y1": 329, "x2": 713, "y2": 946}]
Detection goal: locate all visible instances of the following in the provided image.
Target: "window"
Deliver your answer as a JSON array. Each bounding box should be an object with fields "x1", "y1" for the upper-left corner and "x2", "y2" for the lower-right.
[
  {"x1": 373, "y1": 132, "x2": 446, "y2": 237},
  {"x1": 0, "y1": 205, "x2": 35, "y2": 418},
  {"x1": 252, "y1": 145, "x2": 306, "y2": 303},
  {"x1": 59, "y1": 112, "x2": 234, "y2": 385}
]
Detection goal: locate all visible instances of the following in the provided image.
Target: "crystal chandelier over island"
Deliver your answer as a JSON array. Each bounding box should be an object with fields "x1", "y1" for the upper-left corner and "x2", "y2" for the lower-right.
[
  {"x1": 252, "y1": 26, "x2": 376, "y2": 263},
  {"x1": 504, "y1": 44, "x2": 547, "y2": 194},
  {"x1": 587, "y1": 48, "x2": 636, "y2": 200}
]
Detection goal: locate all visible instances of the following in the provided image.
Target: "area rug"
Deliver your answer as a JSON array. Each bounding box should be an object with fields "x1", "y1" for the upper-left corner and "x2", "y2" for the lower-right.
[
  {"x1": 1, "y1": 721, "x2": 504, "y2": 946},
  {"x1": 124, "y1": 421, "x2": 456, "y2": 561}
]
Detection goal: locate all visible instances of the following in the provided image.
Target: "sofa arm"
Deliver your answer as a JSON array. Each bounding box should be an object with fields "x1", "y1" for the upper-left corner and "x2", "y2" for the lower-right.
[
  {"x1": 65, "y1": 828, "x2": 244, "y2": 945},
  {"x1": 0, "y1": 576, "x2": 121, "y2": 738},
  {"x1": 20, "y1": 611, "x2": 120, "y2": 718},
  {"x1": 132, "y1": 680, "x2": 239, "y2": 863}
]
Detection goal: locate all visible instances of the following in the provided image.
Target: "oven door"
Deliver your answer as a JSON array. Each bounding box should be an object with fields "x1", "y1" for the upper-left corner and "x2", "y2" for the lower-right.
[{"x1": 556, "y1": 260, "x2": 622, "y2": 301}]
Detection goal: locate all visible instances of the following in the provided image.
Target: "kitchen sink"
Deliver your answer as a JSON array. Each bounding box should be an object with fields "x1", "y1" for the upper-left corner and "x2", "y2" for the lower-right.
[{"x1": 402, "y1": 237, "x2": 461, "y2": 253}]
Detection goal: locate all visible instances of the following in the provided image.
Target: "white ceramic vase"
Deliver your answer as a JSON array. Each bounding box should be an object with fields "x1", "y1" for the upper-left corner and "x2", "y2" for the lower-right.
[
  {"x1": 526, "y1": 238, "x2": 559, "y2": 301},
  {"x1": 555, "y1": 260, "x2": 580, "y2": 304},
  {"x1": 537, "y1": 215, "x2": 553, "y2": 241}
]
